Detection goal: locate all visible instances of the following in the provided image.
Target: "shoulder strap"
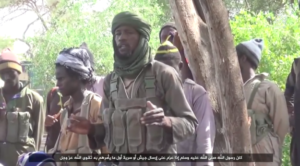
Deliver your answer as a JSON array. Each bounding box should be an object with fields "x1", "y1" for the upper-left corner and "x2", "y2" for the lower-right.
[
  {"x1": 109, "y1": 72, "x2": 118, "y2": 108},
  {"x1": 109, "y1": 62, "x2": 157, "y2": 101},
  {"x1": 57, "y1": 91, "x2": 63, "y2": 107},
  {"x1": 247, "y1": 81, "x2": 261, "y2": 109},
  {"x1": 78, "y1": 92, "x2": 94, "y2": 148},
  {"x1": 144, "y1": 63, "x2": 156, "y2": 98},
  {"x1": 21, "y1": 88, "x2": 28, "y2": 111},
  {"x1": 50, "y1": 87, "x2": 58, "y2": 98},
  {"x1": 49, "y1": 87, "x2": 63, "y2": 107},
  {"x1": 51, "y1": 108, "x2": 68, "y2": 153}
]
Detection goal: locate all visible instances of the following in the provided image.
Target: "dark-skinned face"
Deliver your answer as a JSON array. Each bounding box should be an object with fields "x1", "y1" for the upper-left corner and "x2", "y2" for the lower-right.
[
  {"x1": 55, "y1": 66, "x2": 80, "y2": 97},
  {"x1": 114, "y1": 25, "x2": 140, "y2": 58},
  {"x1": 237, "y1": 55, "x2": 247, "y2": 74},
  {"x1": 160, "y1": 27, "x2": 177, "y2": 43},
  {"x1": 0, "y1": 68, "x2": 19, "y2": 90}
]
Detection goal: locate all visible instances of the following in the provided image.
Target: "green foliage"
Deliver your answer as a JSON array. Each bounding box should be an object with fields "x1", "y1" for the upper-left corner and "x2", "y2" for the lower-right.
[
  {"x1": 282, "y1": 136, "x2": 291, "y2": 166},
  {"x1": 231, "y1": 9, "x2": 300, "y2": 90},
  {"x1": 224, "y1": 0, "x2": 296, "y2": 15},
  {"x1": 0, "y1": 37, "x2": 14, "y2": 50},
  {"x1": 28, "y1": 0, "x2": 171, "y2": 91},
  {"x1": 21, "y1": 1, "x2": 295, "y2": 164},
  {"x1": 231, "y1": 10, "x2": 299, "y2": 165}
]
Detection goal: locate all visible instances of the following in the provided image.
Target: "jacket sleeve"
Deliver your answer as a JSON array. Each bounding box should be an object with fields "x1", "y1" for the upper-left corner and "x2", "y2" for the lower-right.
[
  {"x1": 284, "y1": 61, "x2": 296, "y2": 128},
  {"x1": 88, "y1": 95, "x2": 109, "y2": 153},
  {"x1": 45, "y1": 89, "x2": 52, "y2": 132},
  {"x1": 87, "y1": 97, "x2": 107, "y2": 150},
  {"x1": 160, "y1": 69, "x2": 198, "y2": 144},
  {"x1": 88, "y1": 74, "x2": 111, "y2": 149},
  {"x1": 32, "y1": 93, "x2": 45, "y2": 150},
  {"x1": 192, "y1": 85, "x2": 215, "y2": 166},
  {"x1": 266, "y1": 83, "x2": 290, "y2": 144}
]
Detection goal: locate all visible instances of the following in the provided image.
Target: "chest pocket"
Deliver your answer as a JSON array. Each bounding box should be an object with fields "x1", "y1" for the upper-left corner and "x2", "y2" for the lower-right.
[
  {"x1": 6, "y1": 99, "x2": 31, "y2": 144},
  {"x1": 105, "y1": 63, "x2": 168, "y2": 154}
]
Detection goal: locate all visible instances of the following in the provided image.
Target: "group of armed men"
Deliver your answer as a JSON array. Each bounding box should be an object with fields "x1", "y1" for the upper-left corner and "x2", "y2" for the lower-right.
[{"x1": 0, "y1": 11, "x2": 297, "y2": 166}]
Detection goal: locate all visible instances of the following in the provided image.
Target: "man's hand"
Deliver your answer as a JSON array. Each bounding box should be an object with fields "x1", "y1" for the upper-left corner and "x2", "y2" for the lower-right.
[
  {"x1": 67, "y1": 114, "x2": 91, "y2": 134},
  {"x1": 45, "y1": 115, "x2": 58, "y2": 127},
  {"x1": 173, "y1": 32, "x2": 183, "y2": 51},
  {"x1": 140, "y1": 101, "x2": 171, "y2": 128}
]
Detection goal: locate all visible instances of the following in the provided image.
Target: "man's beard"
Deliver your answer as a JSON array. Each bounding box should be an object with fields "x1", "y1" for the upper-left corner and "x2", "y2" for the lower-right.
[{"x1": 116, "y1": 51, "x2": 132, "y2": 60}]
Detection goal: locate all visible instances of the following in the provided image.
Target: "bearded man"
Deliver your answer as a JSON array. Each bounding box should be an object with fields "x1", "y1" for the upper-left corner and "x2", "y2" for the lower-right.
[{"x1": 67, "y1": 11, "x2": 198, "y2": 166}]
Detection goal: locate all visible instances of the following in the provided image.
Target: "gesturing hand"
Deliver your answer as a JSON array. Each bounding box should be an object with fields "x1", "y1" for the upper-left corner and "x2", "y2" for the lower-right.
[
  {"x1": 45, "y1": 115, "x2": 58, "y2": 127},
  {"x1": 140, "y1": 101, "x2": 171, "y2": 128},
  {"x1": 67, "y1": 114, "x2": 91, "y2": 134},
  {"x1": 173, "y1": 32, "x2": 183, "y2": 51}
]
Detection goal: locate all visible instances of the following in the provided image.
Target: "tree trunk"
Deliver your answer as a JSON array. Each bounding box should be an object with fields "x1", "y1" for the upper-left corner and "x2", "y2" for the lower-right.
[{"x1": 169, "y1": 0, "x2": 253, "y2": 166}]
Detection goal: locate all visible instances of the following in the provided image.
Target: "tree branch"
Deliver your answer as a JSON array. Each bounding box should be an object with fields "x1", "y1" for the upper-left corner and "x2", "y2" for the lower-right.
[
  {"x1": 0, "y1": 6, "x2": 28, "y2": 21},
  {"x1": 22, "y1": 11, "x2": 49, "y2": 39},
  {"x1": 2, "y1": 10, "x2": 28, "y2": 22}
]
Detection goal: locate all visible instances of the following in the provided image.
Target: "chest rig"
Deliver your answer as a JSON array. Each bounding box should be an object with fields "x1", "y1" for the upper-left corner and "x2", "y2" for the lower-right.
[{"x1": 103, "y1": 62, "x2": 168, "y2": 154}]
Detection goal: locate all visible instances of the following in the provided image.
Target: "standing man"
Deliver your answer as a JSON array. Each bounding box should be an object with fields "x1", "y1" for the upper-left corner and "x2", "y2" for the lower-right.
[
  {"x1": 154, "y1": 38, "x2": 215, "y2": 166},
  {"x1": 159, "y1": 23, "x2": 193, "y2": 81},
  {"x1": 284, "y1": 56, "x2": 300, "y2": 166},
  {"x1": 0, "y1": 48, "x2": 45, "y2": 166},
  {"x1": 67, "y1": 11, "x2": 198, "y2": 166},
  {"x1": 44, "y1": 42, "x2": 105, "y2": 152},
  {"x1": 48, "y1": 47, "x2": 108, "y2": 166},
  {"x1": 236, "y1": 39, "x2": 289, "y2": 166},
  {"x1": 159, "y1": 22, "x2": 177, "y2": 43}
]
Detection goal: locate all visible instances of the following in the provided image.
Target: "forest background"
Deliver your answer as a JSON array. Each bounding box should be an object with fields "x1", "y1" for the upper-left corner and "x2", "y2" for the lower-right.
[{"x1": 0, "y1": 0, "x2": 299, "y2": 165}]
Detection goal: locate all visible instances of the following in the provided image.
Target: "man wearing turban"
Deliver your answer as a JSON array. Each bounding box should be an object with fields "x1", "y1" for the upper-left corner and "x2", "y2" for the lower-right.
[
  {"x1": 67, "y1": 11, "x2": 198, "y2": 166},
  {"x1": 48, "y1": 47, "x2": 107, "y2": 166},
  {"x1": 43, "y1": 42, "x2": 106, "y2": 152}
]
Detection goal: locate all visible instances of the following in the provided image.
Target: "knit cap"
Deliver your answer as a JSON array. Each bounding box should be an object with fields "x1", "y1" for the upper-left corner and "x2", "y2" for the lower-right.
[
  {"x1": 0, "y1": 48, "x2": 22, "y2": 73},
  {"x1": 155, "y1": 35, "x2": 181, "y2": 60},
  {"x1": 237, "y1": 39, "x2": 264, "y2": 67}
]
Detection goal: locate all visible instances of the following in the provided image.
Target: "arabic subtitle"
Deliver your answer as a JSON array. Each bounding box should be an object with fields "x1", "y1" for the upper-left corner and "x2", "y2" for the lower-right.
[{"x1": 46, "y1": 153, "x2": 272, "y2": 162}]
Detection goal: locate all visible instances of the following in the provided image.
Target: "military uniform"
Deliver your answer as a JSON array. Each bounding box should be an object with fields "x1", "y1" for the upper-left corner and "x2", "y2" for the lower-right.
[
  {"x1": 0, "y1": 84, "x2": 44, "y2": 166},
  {"x1": 245, "y1": 73, "x2": 289, "y2": 166},
  {"x1": 0, "y1": 48, "x2": 45, "y2": 166},
  {"x1": 89, "y1": 61, "x2": 198, "y2": 166},
  {"x1": 88, "y1": 11, "x2": 197, "y2": 166},
  {"x1": 222, "y1": 39, "x2": 289, "y2": 166}
]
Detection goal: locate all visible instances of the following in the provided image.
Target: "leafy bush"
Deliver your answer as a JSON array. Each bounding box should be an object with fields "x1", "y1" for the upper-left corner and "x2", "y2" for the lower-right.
[
  {"x1": 231, "y1": 10, "x2": 300, "y2": 165},
  {"x1": 28, "y1": 0, "x2": 170, "y2": 92},
  {"x1": 28, "y1": 2, "x2": 295, "y2": 164},
  {"x1": 231, "y1": 10, "x2": 300, "y2": 90}
]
